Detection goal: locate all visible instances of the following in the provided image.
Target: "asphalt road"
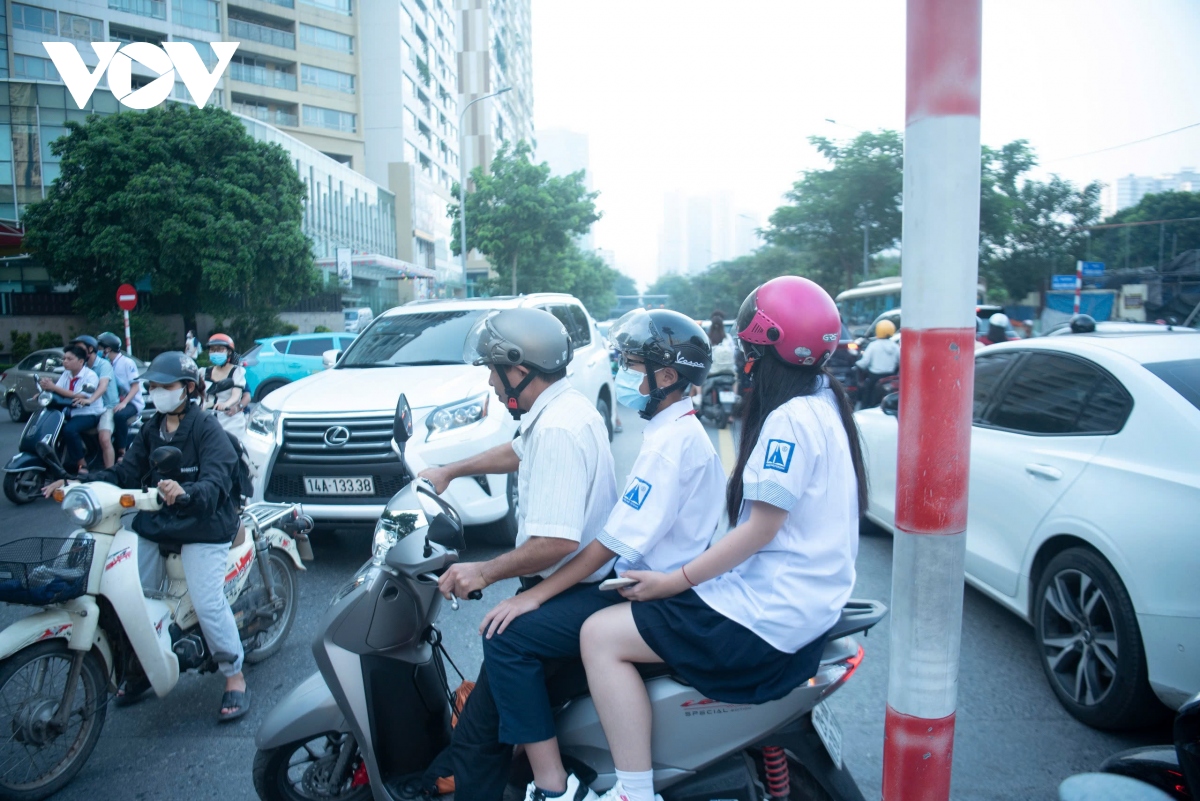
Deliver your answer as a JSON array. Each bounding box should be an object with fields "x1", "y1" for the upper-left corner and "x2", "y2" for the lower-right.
[{"x1": 0, "y1": 407, "x2": 1173, "y2": 800}]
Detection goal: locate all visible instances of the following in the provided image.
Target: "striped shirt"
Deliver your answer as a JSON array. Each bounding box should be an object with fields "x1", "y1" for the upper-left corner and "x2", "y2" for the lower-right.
[{"x1": 511, "y1": 379, "x2": 617, "y2": 581}]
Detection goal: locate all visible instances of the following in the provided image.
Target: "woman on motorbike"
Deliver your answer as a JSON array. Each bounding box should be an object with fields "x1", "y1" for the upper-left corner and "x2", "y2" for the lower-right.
[
  {"x1": 43, "y1": 352, "x2": 252, "y2": 722},
  {"x1": 578, "y1": 277, "x2": 867, "y2": 801},
  {"x1": 203, "y1": 333, "x2": 247, "y2": 438}
]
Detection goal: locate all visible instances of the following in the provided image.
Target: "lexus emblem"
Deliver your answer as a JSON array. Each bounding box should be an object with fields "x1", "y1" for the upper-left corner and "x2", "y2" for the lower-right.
[{"x1": 323, "y1": 425, "x2": 351, "y2": 447}]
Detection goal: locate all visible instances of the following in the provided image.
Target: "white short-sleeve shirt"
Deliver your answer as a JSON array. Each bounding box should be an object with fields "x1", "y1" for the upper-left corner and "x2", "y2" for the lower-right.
[
  {"x1": 694, "y1": 388, "x2": 859, "y2": 653},
  {"x1": 511, "y1": 380, "x2": 617, "y2": 582},
  {"x1": 598, "y1": 399, "x2": 726, "y2": 575},
  {"x1": 56, "y1": 365, "x2": 105, "y2": 417}
]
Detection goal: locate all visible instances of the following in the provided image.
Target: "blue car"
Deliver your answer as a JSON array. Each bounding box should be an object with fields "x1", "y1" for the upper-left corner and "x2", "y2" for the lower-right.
[{"x1": 242, "y1": 332, "x2": 358, "y2": 402}]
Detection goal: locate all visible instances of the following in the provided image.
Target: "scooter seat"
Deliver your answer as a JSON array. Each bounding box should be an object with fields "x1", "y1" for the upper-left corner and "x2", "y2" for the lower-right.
[{"x1": 547, "y1": 660, "x2": 688, "y2": 711}]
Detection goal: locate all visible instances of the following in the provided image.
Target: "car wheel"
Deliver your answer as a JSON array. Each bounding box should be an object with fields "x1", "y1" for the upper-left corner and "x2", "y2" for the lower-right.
[
  {"x1": 477, "y1": 472, "x2": 518, "y2": 547},
  {"x1": 254, "y1": 379, "x2": 289, "y2": 403},
  {"x1": 1033, "y1": 547, "x2": 1164, "y2": 729},
  {"x1": 6, "y1": 395, "x2": 27, "y2": 424},
  {"x1": 598, "y1": 395, "x2": 613, "y2": 442}
]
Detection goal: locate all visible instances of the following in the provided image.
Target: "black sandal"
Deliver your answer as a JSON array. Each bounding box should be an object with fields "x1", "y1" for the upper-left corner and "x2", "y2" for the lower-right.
[
  {"x1": 115, "y1": 676, "x2": 151, "y2": 707},
  {"x1": 217, "y1": 688, "x2": 252, "y2": 722}
]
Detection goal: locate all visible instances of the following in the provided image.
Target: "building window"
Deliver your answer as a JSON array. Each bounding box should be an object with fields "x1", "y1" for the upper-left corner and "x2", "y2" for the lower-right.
[
  {"x1": 230, "y1": 55, "x2": 297, "y2": 90},
  {"x1": 301, "y1": 64, "x2": 354, "y2": 94},
  {"x1": 404, "y1": 107, "x2": 418, "y2": 132},
  {"x1": 110, "y1": 24, "x2": 164, "y2": 46},
  {"x1": 173, "y1": 0, "x2": 219, "y2": 31},
  {"x1": 300, "y1": 0, "x2": 351, "y2": 15},
  {"x1": 228, "y1": 17, "x2": 295, "y2": 50},
  {"x1": 404, "y1": 140, "x2": 418, "y2": 163},
  {"x1": 300, "y1": 23, "x2": 353, "y2": 54},
  {"x1": 403, "y1": 74, "x2": 417, "y2": 99},
  {"x1": 303, "y1": 105, "x2": 356, "y2": 133},
  {"x1": 13, "y1": 4, "x2": 56, "y2": 35},
  {"x1": 402, "y1": 6, "x2": 414, "y2": 33},
  {"x1": 109, "y1": 0, "x2": 167, "y2": 21},
  {"x1": 60, "y1": 13, "x2": 104, "y2": 41},
  {"x1": 14, "y1": 55, "x2": 60, "y2": 82},
  {"x1": 173, "y1": 37, "x2": 218, "y2": 68}
]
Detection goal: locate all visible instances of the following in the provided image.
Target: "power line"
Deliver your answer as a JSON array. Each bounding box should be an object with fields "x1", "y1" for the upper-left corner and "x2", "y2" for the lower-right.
[{"x1": 1046, "y1": 122, "x2": 1200, "y2": 162}]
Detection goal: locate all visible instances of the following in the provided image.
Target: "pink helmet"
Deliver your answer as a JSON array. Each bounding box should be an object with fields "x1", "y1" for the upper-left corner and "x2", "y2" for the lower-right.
[{"x1": 736, "y1": 276, "x2": 841, "y2": 366}]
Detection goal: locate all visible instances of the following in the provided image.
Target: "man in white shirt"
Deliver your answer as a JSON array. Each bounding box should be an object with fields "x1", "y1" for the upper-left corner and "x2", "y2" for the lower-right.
[
  {"x1": 39, "y1": 344, "x2": 103, "y2": 473},
  {"x1": 418, "y1": 308, "x2": 616, "y2": 801},
  {"x1": 97, "y1": 332, "x2": 144, "y2": 458},
  {"x1": 857, "y1": 318, "x2": 900, "y2": 408}
]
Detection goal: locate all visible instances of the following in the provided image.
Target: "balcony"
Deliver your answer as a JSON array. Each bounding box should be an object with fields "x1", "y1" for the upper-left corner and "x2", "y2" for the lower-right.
[
  {"x1": 259, "y1": 0, "x2": 295, "y2": 6},
  {"x1": 108, "y1": 0, "x2": 166, "y2": 20},
  {"x1": 229, "y1": 62, "x2": 298, "y2": 91},
  {"x1": 229, "y1": 18, "x2": 295, "y2": 49},
  {"x1": 233, "y1": 101, "x2": 298, "y2": 127}
]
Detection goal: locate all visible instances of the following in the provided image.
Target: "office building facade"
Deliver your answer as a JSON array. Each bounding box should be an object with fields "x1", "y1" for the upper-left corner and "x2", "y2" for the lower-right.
[{"x1": 1115, "y1": 168, "x2": 1200, "y2": 212}]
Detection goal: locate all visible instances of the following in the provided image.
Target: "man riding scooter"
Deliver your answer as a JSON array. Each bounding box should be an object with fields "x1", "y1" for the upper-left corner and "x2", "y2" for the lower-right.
[
  {"x1": 855, "y1": 319, "x2": 899, "y2": 409},
  {"x1": 42, "y1": 351, "x2": 253, "y2": 722},
  {"x1": 38, "y1": 343, "x2": 104, "y2": 475}
]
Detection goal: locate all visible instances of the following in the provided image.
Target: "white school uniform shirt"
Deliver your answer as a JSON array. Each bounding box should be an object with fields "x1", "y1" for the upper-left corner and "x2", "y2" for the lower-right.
[
  {"x1": 56, "y1": 365, "x2": 105, "y2": 417},
  {"x1": 110, "y1": 352, "x2": 144, "y2": 412},
  {"x1": 511, "y1": 379, "x2": 617, "y2": 582},
  {"x1": 598, "y1": 398, "x2": 726, "y2": 575},
  {"x1": 694, "y1": 386, "x2": 859, "y2": 653},
  {"x1": 859, "y1": 337, "x2": 900, "y2": 375}
]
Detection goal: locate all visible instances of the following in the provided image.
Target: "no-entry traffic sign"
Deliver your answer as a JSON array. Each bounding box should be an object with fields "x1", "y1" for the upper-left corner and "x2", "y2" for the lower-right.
[{"x1": 116, "y1": 284, "x2": 138, "y2": 311}]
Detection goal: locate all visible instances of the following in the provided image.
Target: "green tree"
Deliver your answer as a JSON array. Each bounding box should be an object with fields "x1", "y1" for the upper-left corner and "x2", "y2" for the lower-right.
[
  {"x1": 22, "y1": 105, "x2": 317, "y2": 332},
  {"x1": 1090, "y1": 191, "x2": 1200, "y2": 271},
  {"x1": 613, "y1": 271, "x2": 638, "y2": 298},
  {"x1": 763, "y1": 131, "x2": 904, "y2": 293},
  {"x1": 450, "y1": 140, "x2": 600, "y2": 295},
  {"x1": 647, "y1": 274, "x2": 699, "y2": 317},
  {"x1": 559, "y1": 246, "x2": 619, "y2": 319}
]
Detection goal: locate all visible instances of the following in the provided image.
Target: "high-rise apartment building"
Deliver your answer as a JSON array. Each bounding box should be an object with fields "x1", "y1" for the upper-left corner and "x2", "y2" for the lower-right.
[
  {"x1": 1115, "y1": 168, "x2": 1200, "y2": 212},
  {"x1": 457, "y1": 0, "x2": 533, "y2": 289},
  {"x1": 536, "y1": 127, "x2": 592, "y2": 250},
  {"x1": 658, "y1": 190, "x2": 751, "y2": 278}
]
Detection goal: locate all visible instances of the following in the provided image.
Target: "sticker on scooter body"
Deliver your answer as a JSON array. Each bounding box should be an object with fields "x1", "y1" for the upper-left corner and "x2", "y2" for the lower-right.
[{"x1": 812, "y1": 700, "x2": 843, "y2": 769}]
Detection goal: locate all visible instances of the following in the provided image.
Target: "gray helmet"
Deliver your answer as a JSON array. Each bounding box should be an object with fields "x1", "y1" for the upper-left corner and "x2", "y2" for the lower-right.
[
  {"x1": 69, "y1": 334, "x2": 98, "y2": 352},
  {"x1": 140, "y1": 351, "x2": 200, "y2": 386},
  {"x1": 96, "y1": 332, "x2": 122, "y2": 352},
  {"x1": 464, "y1": 308, "x2": 573, "y2": 419}
]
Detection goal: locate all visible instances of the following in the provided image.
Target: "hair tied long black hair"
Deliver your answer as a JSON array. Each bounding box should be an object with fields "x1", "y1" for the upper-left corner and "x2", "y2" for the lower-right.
[{"x1": 725, "y1": 352, "x2": 868, "y2": 527}]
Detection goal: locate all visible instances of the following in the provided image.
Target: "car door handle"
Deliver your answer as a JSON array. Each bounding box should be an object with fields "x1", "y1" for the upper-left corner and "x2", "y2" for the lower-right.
[{"x1": 1025, "y1": 464, "x2": 1063, "y2": 481}]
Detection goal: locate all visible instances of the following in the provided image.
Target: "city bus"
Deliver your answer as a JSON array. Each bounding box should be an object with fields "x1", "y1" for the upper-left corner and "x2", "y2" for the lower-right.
[{"x1": 836, "y1": 276, "x2": 987, "y2": 336}]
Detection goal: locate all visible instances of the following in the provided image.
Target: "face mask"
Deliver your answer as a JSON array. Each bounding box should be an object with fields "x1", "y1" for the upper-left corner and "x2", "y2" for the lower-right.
[
  {"x1": 209, "y1": 352, "x2": 228, "y2": 366},
  {"x1": 150, "y1": 387, "x2": 186, "y2": 414},
  {"x1": 615, "y1": 366, "x2": 650, "y2": 412}
]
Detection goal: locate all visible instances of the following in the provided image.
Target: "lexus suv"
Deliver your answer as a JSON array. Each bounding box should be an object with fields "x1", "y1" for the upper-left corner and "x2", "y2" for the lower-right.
[{"x1": 242, "y1": 294, "x2": 616, "y2": 544}]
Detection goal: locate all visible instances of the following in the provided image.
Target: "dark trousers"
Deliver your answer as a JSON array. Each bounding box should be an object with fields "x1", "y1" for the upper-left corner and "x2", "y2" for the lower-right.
[
  {"x1": 63, "y1": 414, "x2": 99, "y2": 465},
  {"x1": 113, "y1": 404, "x2": 139, "y2": 451}
]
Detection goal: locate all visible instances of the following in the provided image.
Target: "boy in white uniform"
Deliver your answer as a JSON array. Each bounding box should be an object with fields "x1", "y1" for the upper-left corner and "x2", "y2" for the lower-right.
[{"x1": 477, "y1": 309, "x2": 725, "y2": 801}]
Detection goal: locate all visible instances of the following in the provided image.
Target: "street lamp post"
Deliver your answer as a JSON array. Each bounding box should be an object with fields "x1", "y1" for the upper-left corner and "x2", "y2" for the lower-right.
[{"x1": 458, "y1": 87, "x2": 512, "y2": 293}]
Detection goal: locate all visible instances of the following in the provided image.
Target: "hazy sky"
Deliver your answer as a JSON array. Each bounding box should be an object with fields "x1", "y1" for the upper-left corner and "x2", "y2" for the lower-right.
[{"x1": 530, "y1": 0, "x2": 1200, "y2": 289}]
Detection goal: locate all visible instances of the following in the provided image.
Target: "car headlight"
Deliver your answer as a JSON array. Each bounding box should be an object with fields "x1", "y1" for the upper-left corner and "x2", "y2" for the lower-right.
[
  {"x1": 62, "y1": 487, "x2": 102, "y2": 528},
  {"x1": 426, "y1": 394, "x2": 489, "y2": 441},
  {"x1": 248, "y1": 406, "x2": 280, "y2": 438}
]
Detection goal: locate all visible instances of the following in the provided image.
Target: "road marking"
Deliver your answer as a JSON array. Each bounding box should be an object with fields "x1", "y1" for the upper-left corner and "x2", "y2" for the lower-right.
[{"x1": 718, "y1": 427, "x2": 736, "y2": 475}]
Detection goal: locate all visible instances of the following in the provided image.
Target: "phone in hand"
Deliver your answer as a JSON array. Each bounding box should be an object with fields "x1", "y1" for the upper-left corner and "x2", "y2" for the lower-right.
[{"x1": 599, "y1": 577, "x2": 639, "y2": 591}]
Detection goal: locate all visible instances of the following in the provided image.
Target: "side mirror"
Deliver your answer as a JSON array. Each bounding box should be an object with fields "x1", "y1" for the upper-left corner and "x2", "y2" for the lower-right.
[
  {"x1": 150, "y1": 446, "x2": 183, "y2": 478},
  {"x1": 393, "y1": 393, "x2": 413, "y2": 446},
  {"x1": 881, "y1": 392, "x2": 899, "y2": 417},
  {"x1": 426, "y1": 512, "x2": 466, "y2": 551},
  {"x1": 322, "y1": 349, "x2": 341, "y2": 369}
]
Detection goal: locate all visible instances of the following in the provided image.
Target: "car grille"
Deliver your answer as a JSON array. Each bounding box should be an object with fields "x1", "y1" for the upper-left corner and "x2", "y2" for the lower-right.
[
  {"x1": 278, "y1": 416, "x2": 396, "y2": 465},
  {"x1": 265, "y1": 472, "x2": 408, "y2": 500}
]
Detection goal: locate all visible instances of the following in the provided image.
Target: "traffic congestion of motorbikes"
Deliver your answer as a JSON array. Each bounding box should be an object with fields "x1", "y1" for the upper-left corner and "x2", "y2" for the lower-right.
[{"x1": 0, "y1": 298, "x2": 1195, "y2": 801}]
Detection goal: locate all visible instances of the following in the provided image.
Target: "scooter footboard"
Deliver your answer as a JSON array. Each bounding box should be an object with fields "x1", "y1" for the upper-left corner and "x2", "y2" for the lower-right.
[{"x1": 256, "y1": 670, "x2": 350, "y2": 751}]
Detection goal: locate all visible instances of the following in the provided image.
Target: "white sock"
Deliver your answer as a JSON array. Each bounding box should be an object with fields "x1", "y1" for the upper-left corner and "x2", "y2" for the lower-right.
[{"x1": 614, "y1": 769, "x2": 655, "y2": 801}]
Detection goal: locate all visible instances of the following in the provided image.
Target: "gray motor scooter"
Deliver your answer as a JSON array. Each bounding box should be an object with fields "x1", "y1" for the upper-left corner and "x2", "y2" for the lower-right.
[{"x1": 254, "y1": 394, "x2": 887, "y2": 801}]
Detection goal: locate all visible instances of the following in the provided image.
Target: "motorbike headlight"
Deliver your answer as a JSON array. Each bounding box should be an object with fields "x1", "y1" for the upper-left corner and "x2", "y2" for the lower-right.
[
  {"x1": 247, "y1": 406, "x2": 280, "y2": 438},
  {"x1": 372, "y1": 507, "x2": 428, "y2": 563},
  {"x1": 37, "y1": 391, "x2": 53, "y2": 408},
  {"x1": 61, "y1": 487, "x2": 102, "y2": 528},
  {"x1": 426, "y1": 394, "x2": 488, "y2": 441}
]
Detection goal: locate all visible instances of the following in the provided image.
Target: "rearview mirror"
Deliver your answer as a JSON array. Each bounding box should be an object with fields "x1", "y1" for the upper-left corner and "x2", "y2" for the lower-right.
[
  {"x1": 881, "y1": 392, "x2": 899, "y2": 417},
  {"x1": 150, "y1": 446, "x2": 183, "y2": 478},
  {"x1": 426, "y1": 512, "x2": 466, "y2": 551},
  {"x1": 393, "y1": 393, "x2": 413, "y2": 446},
  {"x1": 322, "y1": 349, "x2": 341, "y2": 369}
]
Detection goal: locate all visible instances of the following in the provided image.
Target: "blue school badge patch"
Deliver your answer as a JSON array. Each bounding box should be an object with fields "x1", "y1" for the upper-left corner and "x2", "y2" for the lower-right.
[
  {"x1": 764, "y1": 439, "x2": 795, "y2": 473},
  {"x1": 622, "y1": 477, "x2": 652, "y2": 510}
]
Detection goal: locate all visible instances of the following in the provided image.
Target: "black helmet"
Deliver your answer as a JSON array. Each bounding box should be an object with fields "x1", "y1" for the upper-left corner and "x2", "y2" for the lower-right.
[
  {"x1": 96, "y1": 332, "x2": 122, "y2": 352},
  {"x1": 464, "y1": 308, "x2": 573, "y2": 419},
  {"x1": 610, "y1": 309, "x2": 711, "y2": 419},
  {"x1": 140, "y1": 351, "x2": 200, "y2": 386},
  {"x1": 1069, "y1": 313, "x2": 1096, "y2": 334},
  {"x1": 69, "y1": 334, "x2": 98, "y2": 352}
]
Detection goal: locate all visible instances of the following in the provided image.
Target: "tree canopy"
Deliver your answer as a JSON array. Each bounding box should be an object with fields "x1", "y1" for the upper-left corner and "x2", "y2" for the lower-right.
[
  {"x1": 22, "y1": 105, "x2": 317, "y2": 333},
  {"x1": 1089, "y1": 190, "x2": 1200, "y2": 272}
]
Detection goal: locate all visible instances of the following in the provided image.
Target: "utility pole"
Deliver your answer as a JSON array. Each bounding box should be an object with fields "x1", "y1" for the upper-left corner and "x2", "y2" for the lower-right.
[{"x1": 457, "y1": 87, "x2": 511, "y2": 292}]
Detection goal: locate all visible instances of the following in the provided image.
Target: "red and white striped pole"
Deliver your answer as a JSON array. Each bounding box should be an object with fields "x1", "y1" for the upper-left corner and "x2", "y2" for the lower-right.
[
  {"x1": 883, "y1": 2, "x2": 981, "y2": 800},
  {"x1": 1074, "y1": 260, "x2": 1083, "y2": 314}
]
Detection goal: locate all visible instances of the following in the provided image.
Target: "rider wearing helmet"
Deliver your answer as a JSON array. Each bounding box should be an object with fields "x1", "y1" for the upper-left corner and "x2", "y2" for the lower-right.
[
  {"x1": 1069, "y1": 313, "x2": 1096, "y2": 334},
  {"x1": 416, "y1": 308, "x2": 618, "y2": 801},
  {"x1": 578, "y1": 275, "x2": 868, "y2": 801},
  {"x1": 981, "y1": 312, "x2": 1013, "y2": 346},
  {"x1": 42, "y1": 352, "x2": 251, "y2": 722},
  {"x1": 203, "y1": 333, "x2": 247, "y2": 438},
  {"x1": 97, "y1": 332, "x2": 144, "y2": 457},
  {"x1": 70, "y1": 334, "x2": 118, "y2": 467},
  {"x1": 856, "y1": 318, "x2": 900, "y2": 409},
  {"x1": 610, "y1": 308, "x2": 712, "y2": 419}
]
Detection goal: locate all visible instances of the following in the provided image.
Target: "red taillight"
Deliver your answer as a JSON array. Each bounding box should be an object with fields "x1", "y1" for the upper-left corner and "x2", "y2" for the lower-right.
[{"x1": 843, "y1": 645, "x2": 865, "y2": 681}]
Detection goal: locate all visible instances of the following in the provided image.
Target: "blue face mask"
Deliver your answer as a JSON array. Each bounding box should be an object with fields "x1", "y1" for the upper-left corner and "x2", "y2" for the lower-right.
[
  {"x1": 615, "y1": 366, "x2": 649, "y2": 411},
  {"x1": 209, "y1": 352, "x2": 228, "y2": 366}
]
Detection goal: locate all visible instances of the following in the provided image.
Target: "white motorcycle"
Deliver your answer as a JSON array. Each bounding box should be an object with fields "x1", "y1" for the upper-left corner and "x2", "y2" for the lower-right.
[{"x1": 0, "y1": 445, "x2": 314, "y2": 801}]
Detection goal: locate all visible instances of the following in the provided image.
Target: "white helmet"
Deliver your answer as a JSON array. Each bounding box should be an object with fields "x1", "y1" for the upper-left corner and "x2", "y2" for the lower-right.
[{"x1": 989, "y1": 313, "x2": 1010, "y2": 328}]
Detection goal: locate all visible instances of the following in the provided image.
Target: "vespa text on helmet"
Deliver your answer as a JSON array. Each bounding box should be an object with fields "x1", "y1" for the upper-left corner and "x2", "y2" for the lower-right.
[{"x1": 43, "y1": 41, "x2": 240, "y2": 110}]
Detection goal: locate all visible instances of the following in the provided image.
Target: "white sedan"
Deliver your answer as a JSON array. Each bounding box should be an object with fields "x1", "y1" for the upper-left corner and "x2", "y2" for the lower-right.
[{"x1": 856, "y1": 331, "x2": 1200, "y2": 729}]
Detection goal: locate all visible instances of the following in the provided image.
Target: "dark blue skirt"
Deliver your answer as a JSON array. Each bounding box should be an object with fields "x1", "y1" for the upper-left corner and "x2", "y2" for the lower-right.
[{"x1": 630, "y1": 589, "x2": 828, "y2": 705}]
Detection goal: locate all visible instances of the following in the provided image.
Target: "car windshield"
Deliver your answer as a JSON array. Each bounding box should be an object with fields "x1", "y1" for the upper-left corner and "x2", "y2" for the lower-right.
[
  {"x1": 338, "y1": 310, "x2": 487, "y2": 368},
  {"x1": 1143, "y1": 358, "x2": 1200, "y2": 412}
]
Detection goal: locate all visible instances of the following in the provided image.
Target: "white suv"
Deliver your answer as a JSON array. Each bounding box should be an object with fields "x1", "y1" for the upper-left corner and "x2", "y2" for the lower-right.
[{"x1": 242, "y1": 294, "x2": 616, "y2": 544}]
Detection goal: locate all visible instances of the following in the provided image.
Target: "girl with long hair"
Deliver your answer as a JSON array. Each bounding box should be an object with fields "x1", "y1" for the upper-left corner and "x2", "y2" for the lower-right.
[{"x1": 579, "y1": 276, "x2": 867, "y2": 801}]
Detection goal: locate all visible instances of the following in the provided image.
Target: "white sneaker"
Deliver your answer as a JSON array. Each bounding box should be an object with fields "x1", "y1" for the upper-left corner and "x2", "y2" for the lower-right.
[
  {"x1": 595, "y1": 780, "x2": 663, "y2": 801},
  {"x1": 523, "y1": 772, "x2": 599, "y2": 801}
]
